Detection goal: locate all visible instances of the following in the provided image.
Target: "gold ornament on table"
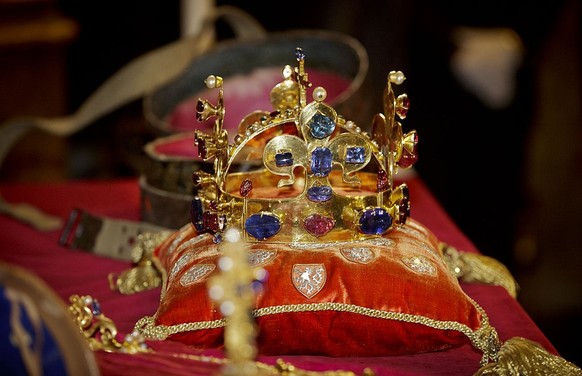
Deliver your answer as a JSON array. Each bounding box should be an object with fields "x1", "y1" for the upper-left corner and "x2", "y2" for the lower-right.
[
  {"x1": 68, "y1": 295, "x2": 149, "y2": 354},
  {"x1": 108, "y1": 231, "x2": 171, "y2": 295},
  {"x1": 191, "y1": 47, "x2": 418, "y2": 245}
]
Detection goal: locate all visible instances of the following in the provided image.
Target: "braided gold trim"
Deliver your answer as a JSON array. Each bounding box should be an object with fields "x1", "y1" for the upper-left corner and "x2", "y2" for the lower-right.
[
  {"x1": 136, "y1": 301, "x2": 497, "y2": 360},
  {"x1": 135, "y1": 315, "x2": 227, "y2": 340}
]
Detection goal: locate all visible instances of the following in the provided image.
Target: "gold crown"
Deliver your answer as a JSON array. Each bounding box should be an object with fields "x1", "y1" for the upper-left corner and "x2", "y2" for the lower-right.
[{"x1": 191, "y1": 47, "x2": 418, "y2": 244}]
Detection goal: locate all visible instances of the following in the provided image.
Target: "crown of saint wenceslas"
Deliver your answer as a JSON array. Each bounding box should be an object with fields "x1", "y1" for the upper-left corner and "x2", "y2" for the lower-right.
[{"x1": 191, "y1": 47, "x2": 418, "y2": 244}]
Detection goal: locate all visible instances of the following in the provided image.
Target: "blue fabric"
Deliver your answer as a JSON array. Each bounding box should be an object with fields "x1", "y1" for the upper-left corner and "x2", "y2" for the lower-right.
[{"x1": 0, "y1": 287, "x2": 67, "y2": 375}]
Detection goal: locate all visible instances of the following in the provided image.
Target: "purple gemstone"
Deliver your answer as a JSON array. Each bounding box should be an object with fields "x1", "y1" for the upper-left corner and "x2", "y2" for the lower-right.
[
  {"x1": 307, "y1": 185, "x2": 332, "y2": 202},
  {"x1": 358, "y1": 207, "x2": 392, "y2": 235},
  {"x1": 345, "y1": 146, "x2": 365, "y2": 164},
  {"x1": 311, "y1": 147, "x2": 332, "y2": 177}
]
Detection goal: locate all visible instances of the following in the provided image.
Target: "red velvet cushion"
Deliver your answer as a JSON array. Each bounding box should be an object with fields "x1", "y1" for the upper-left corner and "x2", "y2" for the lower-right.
[{"x1": 148, "y1": 218, "x2": 483, "y2": 357}]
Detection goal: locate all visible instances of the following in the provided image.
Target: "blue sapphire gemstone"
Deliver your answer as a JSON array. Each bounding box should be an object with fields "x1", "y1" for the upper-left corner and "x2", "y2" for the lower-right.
[
  {"x1": 275, "y1": 151, "x2": 293, "y2": 167},
  {"x1": 245, "y1": 213, "x2": 281, "y2": 240},
  {"x1": 295, "y1": 47, "x2": 305, "y2": 60},
  {"x1": 311, "y1": 147, "x2": 332, "y2": 177},
  {"x1": 91, "y1": 299, "x2": 101, "y2": 315},
  {"x1": 309, "y1": 113, "x2": 335, "y2": 139},
  {"x1": 307, "y1": 185, "x2": 333, "y2": 202},
  {"x1": 190, "y1": 197, "x2": 204, "y2": 231},
  {"x1": 345, "y1": 146, "x2": 366, "y2": 164},
  {"x1": 358, "y1": 207, "x2": 393, "y2": 235}
]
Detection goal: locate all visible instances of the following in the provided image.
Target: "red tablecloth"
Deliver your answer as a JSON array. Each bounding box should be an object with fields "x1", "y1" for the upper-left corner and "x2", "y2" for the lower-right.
[{"x1": 0, "y1": 177, "x2": 556, "y2": 375}]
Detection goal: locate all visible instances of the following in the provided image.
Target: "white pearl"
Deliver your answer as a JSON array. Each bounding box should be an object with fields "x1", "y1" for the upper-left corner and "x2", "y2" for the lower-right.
[
  {"x1": 389, "y1": 71, "x2": 406, "y2": 85},
  {"x1": 205, "y1": 75, "x2": 216, "y2": 89},
  {"x1": 313, "y1": 86, "x2": 327, "y2": 102}
]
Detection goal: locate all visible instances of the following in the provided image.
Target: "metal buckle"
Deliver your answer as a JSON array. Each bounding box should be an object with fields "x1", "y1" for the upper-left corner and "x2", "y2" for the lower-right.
[{"x1": 58, "y1": 208, "x2": 103, "y2": 252}]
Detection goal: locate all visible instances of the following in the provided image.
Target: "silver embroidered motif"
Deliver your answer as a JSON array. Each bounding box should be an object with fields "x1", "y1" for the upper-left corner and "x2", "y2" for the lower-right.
[
  {"x1": 401, "y1": 256, "x2": 437, "y2": 276},
  {"x1": 366, "y1": 238, "x2": 396, "y2": 247},
  {"x1": 413, "y1": 240, "x2": 439, "y2": 256},
  {"x1": 175, "y1": 234, "x2": 211, "y2": 255},
  {"x1": 180, "y1": 264, "x2": 215, "y2": 287},
  {"x1": 169, "y1": 252, "x2": 193, "y2": 281},
  {"x1": 397, "y1": 225, "x2": 424, "y2": 239},
  {"x1": 167, "y1": 228, "x2": 188, "y2": 256},
  {"x1": 340, "y1": 247, "x2": 375, "y2": 264},
  {"x1": 290, "y1": 238, "x2": 394, "y2": 250},
  {"x1": 248, "y1": 249, "x2": 277, "y2": 266},
  {"x1": 292, "y1": 264, "x2": 326, "y2": 298}
]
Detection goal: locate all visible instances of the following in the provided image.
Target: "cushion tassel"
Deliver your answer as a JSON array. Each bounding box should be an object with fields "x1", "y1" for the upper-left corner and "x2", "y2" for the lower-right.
[
  {"x1": 108, "y1": 258, "x2": 163, "y2": 295},
  {"x1": 474, "y1": 336, "x2": 582, "y2": 375},
  {"x1": 440, "y1": 243, "x2": 519, "y2": 298},
  {"x1": 108, "y1": 232, "x2": 170, "y2": 295}
]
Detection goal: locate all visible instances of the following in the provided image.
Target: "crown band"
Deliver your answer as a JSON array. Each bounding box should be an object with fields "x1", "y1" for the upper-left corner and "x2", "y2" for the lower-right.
[{"x1": 192, "y1": 47, "x2": 417, "y2": 244}]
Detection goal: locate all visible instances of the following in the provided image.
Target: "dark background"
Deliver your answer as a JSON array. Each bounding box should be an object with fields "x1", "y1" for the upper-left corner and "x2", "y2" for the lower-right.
[{"x1": 0, "y1": 0, "x2": 580, "y2": 367}]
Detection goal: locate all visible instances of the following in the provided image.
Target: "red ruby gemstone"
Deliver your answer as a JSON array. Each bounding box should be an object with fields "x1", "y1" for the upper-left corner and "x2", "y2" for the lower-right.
[
  {"x1": 196, "y1": 138, "x2": 207, "y2": 159},
  {"x1": 398, "y1": 142, "x2": 418, "y2": 168},
  {"x1": 303, "y1": 214, "x2": 335, "y2": 237},
  {"x1": 396, "y1": 94, "x2": 410, "y2": 119},
  {"x1": 202, "y1": 211, "x2": 218, "y2": 232},
  {"x1": 196, "y1": 99, "x2": 205, "y2": 121},
  {"x1": 240, "y1": 178, "x2": 252, "y2": 197},
  {"x1": 377, "y1": 169, "x2": 389, "y2": 192}
]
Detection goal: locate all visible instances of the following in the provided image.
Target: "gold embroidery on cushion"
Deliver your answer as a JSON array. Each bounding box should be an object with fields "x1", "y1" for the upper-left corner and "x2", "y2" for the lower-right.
[
  {"x1": 292, "y1": 264, "x2": 326, "y2": 298},
  {"x1": 248, "y1": 249, "x2": 277, "y2": 267},
  {"x1": 340, "y1": 247, "x2": 375, "y2": 264},
  {"x1": 401, "y1": 256, "x2": 437, "y2": 276},
  {"x1": 179, "y1": 264, "x2": 216, "y2": 287}
]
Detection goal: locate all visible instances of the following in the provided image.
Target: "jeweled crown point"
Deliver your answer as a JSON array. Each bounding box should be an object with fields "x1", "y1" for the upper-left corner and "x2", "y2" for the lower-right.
[
  {"x1": 295, "y1": 47, "x2": 305, "y2": 60},
  {"x1": 190, "y1": 47, "x2": 418, "y2": 244}
]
